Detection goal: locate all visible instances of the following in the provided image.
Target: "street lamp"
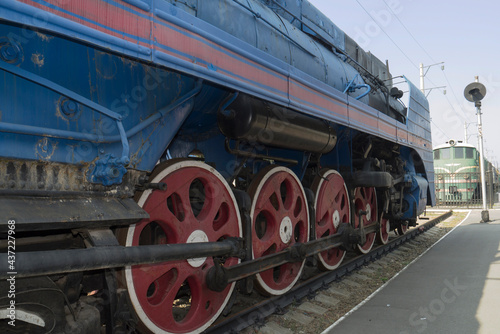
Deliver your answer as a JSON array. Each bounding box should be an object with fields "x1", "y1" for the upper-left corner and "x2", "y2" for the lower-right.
[{"x1": 464, "y1": 77, "x2": 488, "y2": 222}]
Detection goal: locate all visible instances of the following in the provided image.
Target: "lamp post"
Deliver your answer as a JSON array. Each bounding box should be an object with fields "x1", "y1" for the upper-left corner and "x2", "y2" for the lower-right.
[{"x1": 464, "y1": 77, "x2": 488, "y2": 222}]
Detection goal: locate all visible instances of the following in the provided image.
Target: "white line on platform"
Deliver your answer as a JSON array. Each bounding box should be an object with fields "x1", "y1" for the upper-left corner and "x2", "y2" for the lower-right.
[{"x1": 320, "y1": 210, "x2": 472, "y2": 334}]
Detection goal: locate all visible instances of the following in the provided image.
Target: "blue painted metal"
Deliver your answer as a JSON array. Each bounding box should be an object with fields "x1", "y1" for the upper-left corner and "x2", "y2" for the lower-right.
[
  {"x1": 0, "y1": 60, "x2": 129, "y2": 167},
  {"x1": 0, "y1": 79, "x2": 200, "y2": 144},
  {"x1": 0, "y1": 0, "x2": 433, "y2": 226},
  {"x1": 0, "y1": 60, "x2": 125, "y2": 122},
  {"x1": 0, "y1": 18, "x2": 205, "y2": 176},
  {"x1": 88, "y1": 153, "x2": 128, "y2": 186},
  {"x1": 400, "y1": 146, "x2": 429, "y2": 218},
  {"x1": 0, "y1": 55, "x2": 203, "y2": 184},
  {"x1": 404, "y1": 76, "x2": 435, "y2": 206},
  {"x1": 0, "y1": 38, "x2": 23, "y2": 64},
  {"x1": 401, "y1": 174, "x2": 429, "y2": 219}
]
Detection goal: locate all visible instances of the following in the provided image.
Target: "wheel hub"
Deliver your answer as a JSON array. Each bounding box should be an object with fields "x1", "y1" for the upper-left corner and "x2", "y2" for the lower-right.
[
  {"x1": 365, "y1": 203, "x2": 371, "y2": 221},
  {"x1": 279, "y1": 216, "x2": 293, "y2": 244},
  {"x1": 332, "y1": 210, "x2": 340, "y2": 229},
  {"x1": 186, "y1": 230, "x2": 209, "y2": 268}
]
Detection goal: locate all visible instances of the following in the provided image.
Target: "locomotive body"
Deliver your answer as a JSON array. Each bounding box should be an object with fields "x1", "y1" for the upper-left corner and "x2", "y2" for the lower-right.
[
  {"x1": 0, "y1": 1, "x2": 434, "y2": 333},
  {"x1": 434, "y1": 140, "x2": 498, "y2": 205}
]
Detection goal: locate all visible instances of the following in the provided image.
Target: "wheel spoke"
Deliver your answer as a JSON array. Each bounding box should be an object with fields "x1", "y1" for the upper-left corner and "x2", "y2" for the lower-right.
[
  {"x1": 262, "y1": 194, "x2": 281, "y2": 214},
  {"x1": 262, "y1": 241, "x2": 279, "y2": 257},
  {"x1": 253, "y1": 233, "x2": 278, "y2": 258},
  {"x1": 196, "y1": 181, "x2": 224, "y2": 223},
  {"x1": 147, "y1": 266, "x2": 186, "y2": 306},
  {"x1": 165, "y1": 175, "x2": 197, "y2": 221},
  {"x1": 316, "y1": 209, "x2": 333, "y2": 237},
  {"x1": 132, "y1": 262, "x2": 180, "y2": 292}
]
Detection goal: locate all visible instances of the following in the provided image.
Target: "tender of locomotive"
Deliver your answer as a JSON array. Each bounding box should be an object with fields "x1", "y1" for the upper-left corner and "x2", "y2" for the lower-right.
[{"x1": 0, "y1": 0, "x2": 434, "y2": 333}]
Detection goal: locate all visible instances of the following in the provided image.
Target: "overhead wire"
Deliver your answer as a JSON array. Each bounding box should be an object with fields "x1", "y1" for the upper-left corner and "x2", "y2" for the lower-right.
[
  {"x1": 431, "y1": 119, "x2": 453, "y2": 140},
  {"x1": 354, "y1": 0, "x2": 489, "y2": 152},
  {"x1": 381, "y1": 0, "x2": 435, "y2": 63},
  {"x1": 441, "y1": 70, "x2": 475, "y2": 121},
  {"x1": 354, "y1": 0, "x2": 419, "y2": 70},
  {"x1": 380, "y1": 0, "x2": 475, "y2": 124},
  {"x1": 356, "y1": 0, "x2": 478, "y2": 143},
  {"x1": 356, "y1": 0, "x2": 447, "y2": 109}
]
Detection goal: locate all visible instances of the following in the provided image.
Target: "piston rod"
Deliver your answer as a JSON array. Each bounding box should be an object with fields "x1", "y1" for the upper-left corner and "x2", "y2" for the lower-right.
[
  {"x1": 207, "y1": 222, "x2": 379, "y2": 292},
  {"x1": 0, "y1": 238, "x2": 242, "y2": 279}
]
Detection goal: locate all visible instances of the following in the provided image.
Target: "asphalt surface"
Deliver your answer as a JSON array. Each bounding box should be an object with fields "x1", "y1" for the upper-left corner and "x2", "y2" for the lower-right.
[{"x1": 322, "y1": 209, "x2": 500, "y2": 334}]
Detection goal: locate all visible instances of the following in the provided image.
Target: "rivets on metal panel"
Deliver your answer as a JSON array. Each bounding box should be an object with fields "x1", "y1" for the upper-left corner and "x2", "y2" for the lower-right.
[
  {"x1": 0, "y1": 39, "x2": 23, "y2": 64},
  {"x1": 60, "y1": 98, "x2": 81, "y2": 119}
]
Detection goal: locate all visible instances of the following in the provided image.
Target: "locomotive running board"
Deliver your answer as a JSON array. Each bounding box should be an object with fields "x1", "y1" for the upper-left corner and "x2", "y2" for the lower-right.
[{"x1": 0, "y1": 197, "x2": 148, "y2": 233}]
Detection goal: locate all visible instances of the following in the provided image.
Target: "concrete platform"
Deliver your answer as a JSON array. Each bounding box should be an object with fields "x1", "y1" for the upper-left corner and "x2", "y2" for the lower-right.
[{"x1": 322, "y1": 209, "x2": 500, "y2": 334}]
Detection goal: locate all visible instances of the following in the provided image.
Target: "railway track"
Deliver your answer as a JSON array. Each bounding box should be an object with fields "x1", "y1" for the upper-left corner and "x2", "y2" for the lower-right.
[{"x1": 205, "y1": 211, "x2": 453, "y2": 334}]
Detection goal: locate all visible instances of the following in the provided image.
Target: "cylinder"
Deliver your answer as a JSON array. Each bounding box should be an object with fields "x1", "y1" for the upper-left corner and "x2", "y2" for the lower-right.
[{"x1": 218, "y1": 94, "x2": 337, "y2": 154}]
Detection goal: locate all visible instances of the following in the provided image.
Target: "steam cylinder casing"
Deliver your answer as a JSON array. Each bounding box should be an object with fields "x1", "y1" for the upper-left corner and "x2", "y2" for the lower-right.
[{"x1": 218, "y1": 94, "x2": 337, "y2": 154}]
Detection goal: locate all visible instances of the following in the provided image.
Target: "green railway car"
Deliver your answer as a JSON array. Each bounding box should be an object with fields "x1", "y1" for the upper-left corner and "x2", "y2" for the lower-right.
[
  {"x1": 433, "y1": 140, "x2": 480, "y2": 204},
  {"x1": 434, "y1": 140, "x2": 500, "y2": 206}
]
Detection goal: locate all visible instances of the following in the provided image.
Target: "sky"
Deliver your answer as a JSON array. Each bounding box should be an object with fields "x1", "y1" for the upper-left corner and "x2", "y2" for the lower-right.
[{"x1": 308, "y1": 0, "x2": 500, "y2": 166}]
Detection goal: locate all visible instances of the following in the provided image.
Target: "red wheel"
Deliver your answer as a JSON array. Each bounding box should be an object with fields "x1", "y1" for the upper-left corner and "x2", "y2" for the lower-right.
[
  {"x1": 124, "y1": 160, "x2": 242, "y2": 334},
  {"x1": 396, "y1": 222, "x2": 408, "y2": 235},
  {"x1": 311, "y1": 169, "x2": 350, "y2": 270},
  {"x1": 354, "y1": 187, "x2": 377, "y2": 254},
  {"x1": 378, "y1": 213, "x2": 390, "y2": 245},
  {"x1": 249, "y1": 166, "x2": 309, "y2": 295}
]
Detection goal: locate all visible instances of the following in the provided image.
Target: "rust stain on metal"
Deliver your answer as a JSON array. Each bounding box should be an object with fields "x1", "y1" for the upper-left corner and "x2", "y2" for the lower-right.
[
  {"x1": 95, "y1": 51, "x2": 117, "y2": 80},
  {"x1": 54, "y1": 96, "x2": 70, "y2": 126},
  {"x1": 36, "y1": 32, "x2": 53, "y2": 42},
  {"x1": 121, "y1": 56, "x2": 138, "y2": 68},
  {"x1": 0, "y1": 158, "x2": 144, "y2": 196},
  {"x1": 31, "y1": 53, "x2": 45, "y2": 68},
  {"x1": 35, "y1": 137, "x2": 58, "y2": 161}
]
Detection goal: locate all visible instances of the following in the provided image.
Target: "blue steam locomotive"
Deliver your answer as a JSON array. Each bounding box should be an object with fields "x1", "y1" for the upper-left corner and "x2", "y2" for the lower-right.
[{"x1": 0, "y1": 1, "x2": 434, "y2": 333}]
